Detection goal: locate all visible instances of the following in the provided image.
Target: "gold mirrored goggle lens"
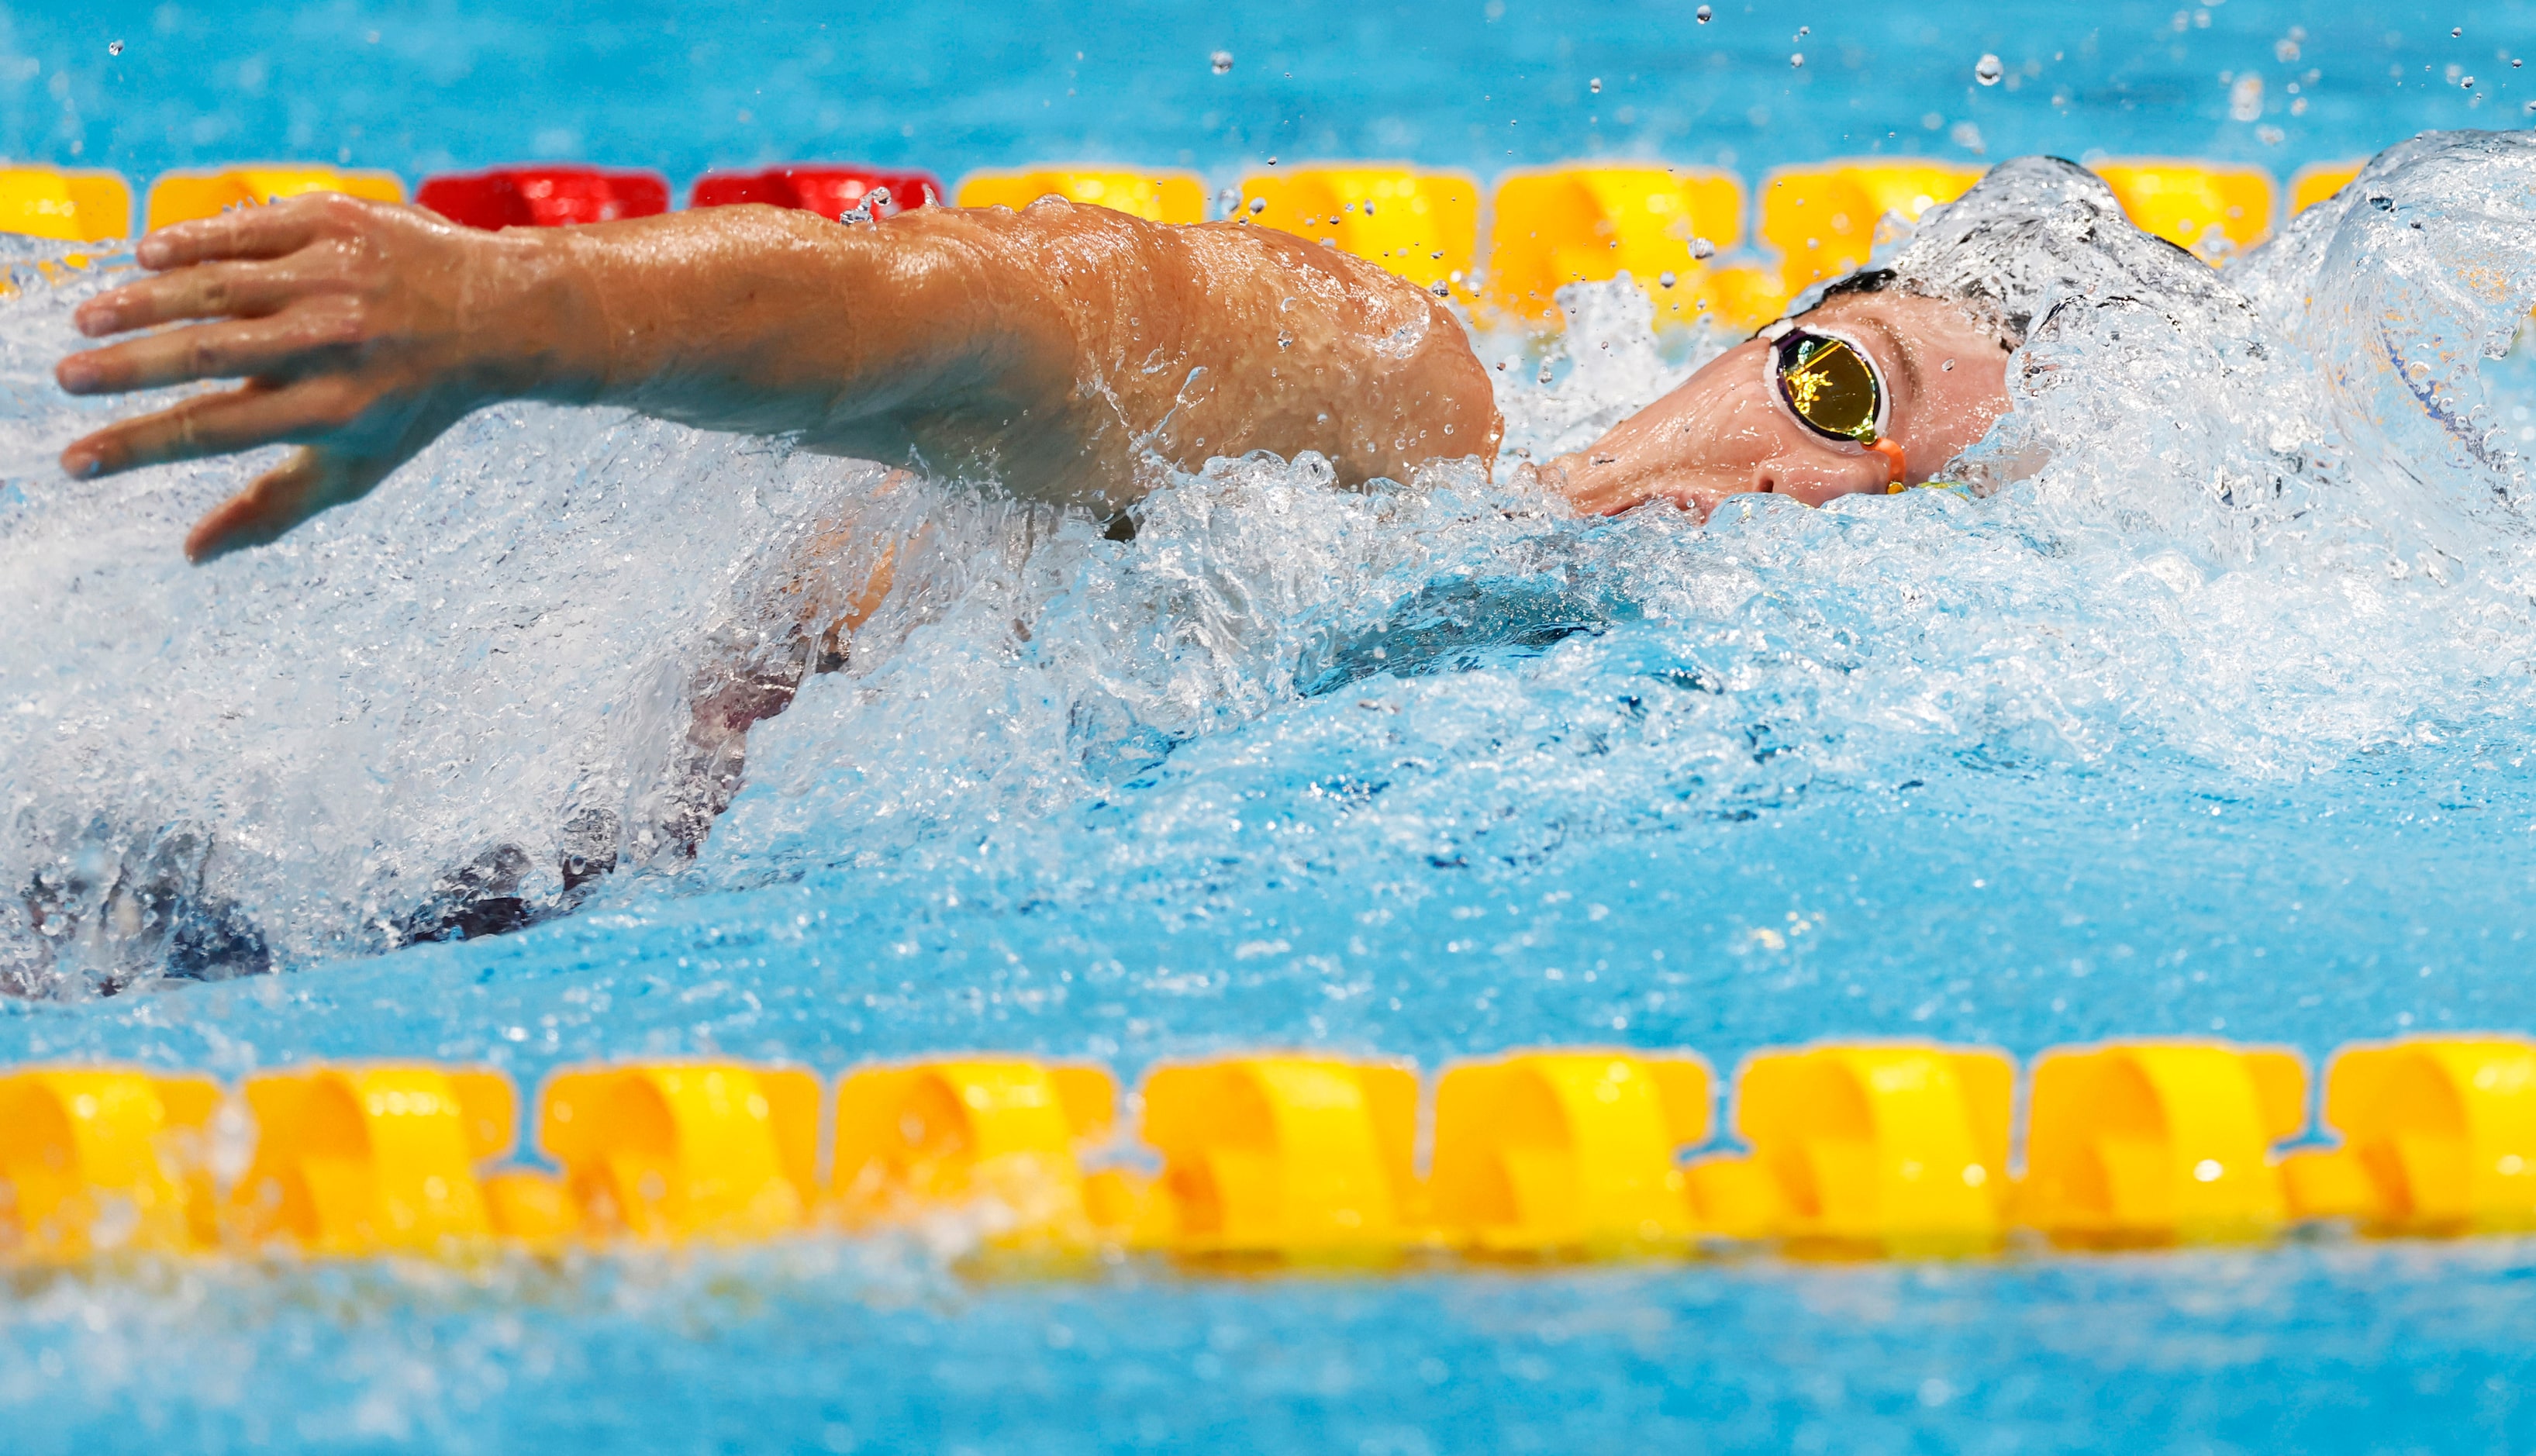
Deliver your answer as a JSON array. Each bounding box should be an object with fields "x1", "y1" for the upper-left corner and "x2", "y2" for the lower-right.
[{"x1": 1774, "y1": 332, "x2": 1882, "y2": 443}]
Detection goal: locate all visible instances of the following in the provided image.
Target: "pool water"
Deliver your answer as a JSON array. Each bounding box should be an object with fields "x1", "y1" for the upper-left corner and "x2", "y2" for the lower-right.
[{"x1": 9, "y1": 2, "x2": 2536, "y2": 1451}]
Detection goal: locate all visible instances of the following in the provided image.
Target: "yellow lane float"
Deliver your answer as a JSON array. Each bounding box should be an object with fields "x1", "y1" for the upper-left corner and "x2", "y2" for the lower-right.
[
  {"x1": 2290, "y1": 160, "x2": 2366, "y2": 216},
  {"x1": 229, "y1": 1064, "x2": 516, "y2": 1255},
  {"x1": 536, "y1": 1061, "x2": 822, "y2": 1241},
  {"x1": 0, "y1": 1068, "x2": 220, "y2": 1258},
  {"x1": 2281, "y1": 1036, "x2": 2536, "y2": 1235},
  {"x1": 1484, "y1": 165, "x2": 1766, "y2": 329},
  {"x1": 1429, "y1": 1049, "x2": 1710, "y2": 1254},
  {"x1": 833, "y1": 1057, "x2": 1116, "y2": 1244},
  {"x1": 145, "y1": 165, "x2": 405, "y2": 231},
  {"x1": 0, "y1": 167, "x2": 133, "y2": 242},
  {"x1": 2015, "y1": 1040, "x2": 2307, "y2": 1247},
  {"x1": 1114, "y1": 1054, "x2": 1422, "y2": 1258},
  {"x1": 954, "y1": 167, "x2": 1208, "y2": 223},
  {"x1": 1685, "y1": 1040, "x2": 2013, "y2": 1254},
  {"x1": 1758, "y1": 160, "x2": 1985, "y2": 298},
  {"x1": 2092, "y1": 159, "x2": 2277, "y2": 261},
  {"x1": 1239, "y1": 165, "x2": 1480, "y2": 298}
]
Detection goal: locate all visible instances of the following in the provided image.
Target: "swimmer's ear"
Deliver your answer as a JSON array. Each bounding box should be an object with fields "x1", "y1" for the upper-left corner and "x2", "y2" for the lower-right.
[{"x1": 185, "y1": 445, "x2": 398, "y2": 564}]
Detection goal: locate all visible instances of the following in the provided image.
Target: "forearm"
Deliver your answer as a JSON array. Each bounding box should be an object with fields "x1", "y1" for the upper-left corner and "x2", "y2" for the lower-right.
[{"x1": 478, "y1": 204, "x2": 1072, "y2": 460}]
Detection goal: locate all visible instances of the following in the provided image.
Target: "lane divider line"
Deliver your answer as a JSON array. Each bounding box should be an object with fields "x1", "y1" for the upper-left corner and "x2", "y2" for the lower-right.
[{"x1": 6, "y1": 1034, "x2": 2533, "y2": 1268}]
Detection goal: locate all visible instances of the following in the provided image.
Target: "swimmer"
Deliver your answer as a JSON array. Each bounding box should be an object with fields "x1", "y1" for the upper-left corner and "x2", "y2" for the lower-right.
[
  {"x1": 43, "y1": 156, "x2": 2154, "y2": 937},
  {"x1": 53, "y1": 166, "x2": 2041, "y2": 561}
]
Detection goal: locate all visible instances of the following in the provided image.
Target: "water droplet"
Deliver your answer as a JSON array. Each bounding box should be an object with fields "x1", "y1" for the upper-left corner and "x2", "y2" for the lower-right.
[
  {"x1": 1215, "y1": 187, "x2": 1240, "y2": 218},
  {"x1": 1428, "y1": 280, "x2": 1451, "y2": 298},
  {"x1": 2463, "y1": 74, "x2": 2478, "y2": 88},
  {"x1": 1941, "y1": 358, "x2": 1955, "y2": 371},
  {"x1": 1362, "y1": 201, "x2": 1375, "y2": 216},
  {"x1": 1209, "y1": 49, "x2": 1233, "y2": 74},
  {"x1": 1794, "y1": 25, "x2": 1809, "y2": 39},
  {"x1": 1658, "y1": 271, "x2": 1678, "y2": 288},
  {"x1": 1537, "y1": 361, "x2": 1555, "y2": 384},
  {"x1": 1975, "y1": 53, "x2": 2003, "y2": 85},
  {"x1": 1248, "y1": 196, "x2": 1267, "y2": 215},
  {"x1": 1266, "y1": 155, "x2": 1278, "y2": 166},
  {"x1": 1689, "y1": 236, "x2": 1716, "y2": 259},
  {"x1": 2452, "y1": 26, "x2": 2463, "y2": 37},
  {"x1": 1589, "y1": 77, "x2": 1603, "y2": 93},
  {"x1": 1790, "y1": 52, "x2": 1804, "y2": 68},
  {"x1": 106, "y1": 38, "x2": 124, "y2": 56}
]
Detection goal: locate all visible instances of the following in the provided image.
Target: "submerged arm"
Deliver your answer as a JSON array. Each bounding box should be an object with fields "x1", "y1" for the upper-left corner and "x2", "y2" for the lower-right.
[{"x1": 57, "y1": 194, "x2": 1498, "y2": 561}]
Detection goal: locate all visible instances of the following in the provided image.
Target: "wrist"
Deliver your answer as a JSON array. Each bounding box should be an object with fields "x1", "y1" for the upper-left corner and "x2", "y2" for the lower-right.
[{"x1": 455, "y1": 228, "x2": 611, "y2": 406}]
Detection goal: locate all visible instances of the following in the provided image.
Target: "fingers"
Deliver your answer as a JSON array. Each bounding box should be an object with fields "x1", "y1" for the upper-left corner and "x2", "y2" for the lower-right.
[
  {"x1": 71, "y1": 260, "x2": 310, "y2": 340},
  {"x1": 59, "y1": 305, "x2": 361, "y2": 396},
  {"x1": 59, "y1": 379, "x2": 349, "y2": 479},
  {"x1": 184, "y1": 446, "x2": 395, "y2": 563},
  {"x1": 132, "y1": 200, "x2": 333, "y2": 271}
]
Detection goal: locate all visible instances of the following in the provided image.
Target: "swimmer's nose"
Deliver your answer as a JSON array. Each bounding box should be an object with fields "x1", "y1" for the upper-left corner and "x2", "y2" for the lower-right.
[{"x1": 1753, "y1": 447, "x2": 1899, "y2": 506}]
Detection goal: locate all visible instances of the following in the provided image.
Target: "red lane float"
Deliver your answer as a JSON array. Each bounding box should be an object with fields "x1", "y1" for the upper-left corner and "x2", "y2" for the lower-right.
[
  {"x1": 689, "y1": 166, "x2": 944, "y2": 219},
  {"x1": 416, "y1": 166, "x2": 671, "y2": 229}
]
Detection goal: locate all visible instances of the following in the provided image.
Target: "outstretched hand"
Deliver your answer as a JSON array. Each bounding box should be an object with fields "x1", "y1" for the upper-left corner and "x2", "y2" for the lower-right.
[{"x1": 57, "y1": 193, "x2": 517, "y2": 562}]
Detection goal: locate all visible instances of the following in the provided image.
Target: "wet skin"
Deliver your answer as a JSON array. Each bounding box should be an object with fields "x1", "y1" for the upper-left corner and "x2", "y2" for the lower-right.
[
  {"x1": 54, "y1": 193, "x2": 2011, "y2": 562},
  {"x1": 1544, "y1": 292, "x2": 2014, "y2": 516}
]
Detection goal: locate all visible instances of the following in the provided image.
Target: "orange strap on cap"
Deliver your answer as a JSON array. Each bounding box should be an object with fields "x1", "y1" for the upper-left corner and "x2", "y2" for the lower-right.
[{"x1": 1871, "y1": 438, "x2": 1909, "y2": 490}]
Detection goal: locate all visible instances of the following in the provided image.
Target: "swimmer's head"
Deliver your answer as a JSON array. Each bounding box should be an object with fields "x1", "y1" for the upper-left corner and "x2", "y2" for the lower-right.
[
  {"x1": 1857, "y1": 154, "x2": 2223, "y2": 348},
  {"x1": 1547, "y1": 155, "x2": 2217, "y2": 519},
  {"x1": 1547, "y1": 285, "x2": 2015, "y2": 516}
]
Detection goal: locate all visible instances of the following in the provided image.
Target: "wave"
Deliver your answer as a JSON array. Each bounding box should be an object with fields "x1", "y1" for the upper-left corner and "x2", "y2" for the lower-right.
[{"x1": 5, "y1": 129, "x2": 2536, "y2": 994}]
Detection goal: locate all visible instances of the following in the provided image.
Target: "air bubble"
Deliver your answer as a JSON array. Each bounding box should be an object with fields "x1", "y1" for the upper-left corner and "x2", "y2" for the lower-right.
[
  {"x1": 1210, "y1": 50, "x2": 1233, "y2": 74},
  {"x1": 1975, "y1": 53, "x2": 2003, "y2": 85}
]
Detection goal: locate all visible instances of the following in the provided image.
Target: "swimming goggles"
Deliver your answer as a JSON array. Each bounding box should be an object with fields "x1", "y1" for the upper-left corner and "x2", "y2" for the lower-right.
[{"x1": 1758, "y1": 319, "x2": 1910, "y2": 487}]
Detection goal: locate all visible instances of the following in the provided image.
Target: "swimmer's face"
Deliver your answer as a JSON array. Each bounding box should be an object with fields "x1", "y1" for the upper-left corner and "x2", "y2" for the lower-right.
[{"x1": 1546, "y1": 291, "x2": 2013, "y2": 518}]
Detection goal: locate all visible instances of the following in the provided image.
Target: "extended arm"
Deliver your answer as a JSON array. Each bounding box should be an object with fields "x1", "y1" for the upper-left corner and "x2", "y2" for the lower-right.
[{"x1": 57, "y1": 194, "x2": 1500, "y2": 561}]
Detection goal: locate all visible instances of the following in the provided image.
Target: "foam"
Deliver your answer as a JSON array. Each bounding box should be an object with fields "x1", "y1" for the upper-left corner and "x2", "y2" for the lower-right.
[{"x1": 6, "y1": 132, "x2": 2536, "y2": 993}]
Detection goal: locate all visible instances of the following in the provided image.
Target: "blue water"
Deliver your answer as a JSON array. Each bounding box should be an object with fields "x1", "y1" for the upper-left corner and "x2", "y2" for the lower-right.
[
  {"x1": 9, "y1": 2, "x2": 2536, "y2": 1452},
  {"x1": 9, "y1": 1, "x2": 2534, "y2": 191}
]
